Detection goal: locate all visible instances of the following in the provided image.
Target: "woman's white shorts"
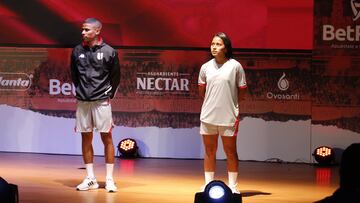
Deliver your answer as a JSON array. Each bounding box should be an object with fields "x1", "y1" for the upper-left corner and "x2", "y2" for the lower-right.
[{"x1": 200, "y1": 121, "x2": 238, "y2": 137}]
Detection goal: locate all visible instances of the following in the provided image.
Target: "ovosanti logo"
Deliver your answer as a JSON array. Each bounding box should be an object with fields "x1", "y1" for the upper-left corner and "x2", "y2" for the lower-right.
[
  {"x1": 351, "y1": 0, "x2": 360, "y2": 21},
  {"x1": 266, "y1": 72, "x2": 300, "y2": 100},
  {"x1": 277, "y1": 72, "x2": 289, "y2": 91},
  {"x1": 0, "y1": 72, "x2": 32, "y2": 91}
]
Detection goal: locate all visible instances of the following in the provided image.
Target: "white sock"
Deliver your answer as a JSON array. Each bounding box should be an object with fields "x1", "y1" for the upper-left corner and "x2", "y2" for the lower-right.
[
  {"x1": 205, "y1": 171, "x2": 214, "y2": 185},
  {"x1": 106, "y1": 163, "x2": 114, "y2": 180},
  {"x1": 85, "y1": 163, "x2": 95, "y2": 179},
  {"x1": 228, "y1": 172, "x2": 238, "y2": 187}
]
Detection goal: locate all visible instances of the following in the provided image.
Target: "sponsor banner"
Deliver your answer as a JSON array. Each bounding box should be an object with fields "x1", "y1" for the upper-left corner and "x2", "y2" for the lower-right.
[
  {"x1": 315, "y1": 0, "x2": 359, "y2": 53},
  {"x1": 313, "y1": 0, "x2": 360, "y2": 133},
  {"x1": 0, "y1": 47, "x2": 312, "y2": 128}
]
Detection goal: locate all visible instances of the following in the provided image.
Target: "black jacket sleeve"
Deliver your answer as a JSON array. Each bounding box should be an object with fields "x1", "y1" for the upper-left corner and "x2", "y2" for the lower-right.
[
  {"x1": 109, "y1": 50, "x2": 120, "y2": 99},
  {"x1": 70, "y1": 49, "x2": 79, "y2": 87}
]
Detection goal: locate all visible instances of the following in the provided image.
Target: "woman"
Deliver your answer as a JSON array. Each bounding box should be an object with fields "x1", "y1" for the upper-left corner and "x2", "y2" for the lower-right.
[{"x1": 198, "y1": 32, "x2": 247, "y2": 193}]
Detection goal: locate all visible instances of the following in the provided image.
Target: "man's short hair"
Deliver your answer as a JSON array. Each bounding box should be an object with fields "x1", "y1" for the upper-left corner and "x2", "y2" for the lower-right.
[{"x1": 83, "y1": 18, "x2": 102, "y2": 30}]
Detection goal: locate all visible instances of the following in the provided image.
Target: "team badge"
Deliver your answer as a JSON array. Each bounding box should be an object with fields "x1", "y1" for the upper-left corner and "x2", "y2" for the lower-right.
[{"x1": 97, "y1": 52, "x2": 104, "y2": 60}]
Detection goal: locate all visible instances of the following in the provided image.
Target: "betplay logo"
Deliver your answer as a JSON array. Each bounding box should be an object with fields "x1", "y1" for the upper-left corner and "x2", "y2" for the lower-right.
[{"x1": 322, "y1": 0, "x2": 360, "y2": 42}]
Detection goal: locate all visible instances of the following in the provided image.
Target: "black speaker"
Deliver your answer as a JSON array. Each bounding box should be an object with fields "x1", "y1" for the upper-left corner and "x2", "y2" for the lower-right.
[{"x1": 0, "y1": 177, "x2": 19, "y2": 203}]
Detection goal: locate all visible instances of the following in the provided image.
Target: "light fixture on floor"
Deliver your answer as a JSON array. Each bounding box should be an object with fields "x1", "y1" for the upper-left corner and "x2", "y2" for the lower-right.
[
  {"x1": 194, "y1": 180, "x2": 242, "y2": 203},
  {"x1": 313, "y1": 146, "x2": 334, "y2": 166},
  {"x1": 117, "y1": 138, "x2": 138, "y2": 158}
]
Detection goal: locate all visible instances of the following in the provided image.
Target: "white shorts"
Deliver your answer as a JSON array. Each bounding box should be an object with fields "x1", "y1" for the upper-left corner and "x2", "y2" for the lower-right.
[
  {"x1": 200, "y1": 122, "x2": 238, "y2": 137},
  {"x1": 75, "y1": 99, "x2": 114, "y2": 133}
]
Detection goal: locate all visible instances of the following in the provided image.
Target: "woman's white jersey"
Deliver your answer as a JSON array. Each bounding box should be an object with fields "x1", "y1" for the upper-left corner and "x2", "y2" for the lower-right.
[{"x1": 198, "y1": 58, "x2": 247, "y2": 126}]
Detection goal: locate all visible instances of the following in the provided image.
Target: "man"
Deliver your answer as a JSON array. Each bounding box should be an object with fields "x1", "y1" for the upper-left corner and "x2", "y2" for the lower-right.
[{"x1": 70, "y1": 18, "x2": 120, "y2": 192}]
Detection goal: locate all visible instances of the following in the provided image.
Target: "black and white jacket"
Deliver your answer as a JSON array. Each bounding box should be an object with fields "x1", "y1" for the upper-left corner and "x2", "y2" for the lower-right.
[{"x1": 70, "y1": 41, "x2": 120, "y2": 101}]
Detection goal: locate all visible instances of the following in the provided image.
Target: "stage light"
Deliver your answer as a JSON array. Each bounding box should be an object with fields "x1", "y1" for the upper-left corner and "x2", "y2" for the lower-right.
[
  {"x1": 117, "y1": 138, "x2": 138, "y2": 158},
  {"x1": 208, "y1": 185, "x2": 225, "y2": 199},
  {"x1": 313, "y1": 146, "x2": 334, "y2": 165},
  {"x1": 194, "y1": 180, "x2": 242, "y2": 203}
]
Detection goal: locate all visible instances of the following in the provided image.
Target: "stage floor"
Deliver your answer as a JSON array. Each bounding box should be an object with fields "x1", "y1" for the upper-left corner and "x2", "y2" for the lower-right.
[{"x1": 0, "y1": 152, "x2": 338, "y2": 203}]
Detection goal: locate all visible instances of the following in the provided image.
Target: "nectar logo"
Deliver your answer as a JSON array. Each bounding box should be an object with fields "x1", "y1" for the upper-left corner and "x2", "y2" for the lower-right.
[
  {"x1": 277, "y1": 73, "x2": 289, "y2": 91},
  {"x1": 136, "y1": 72, "x2": 190, "y2": 96},
  {"x1": 0, "y1": 72, "x2": 32, "y2": 91},
  {"x1": 351, "y1": 0, "x2": 360, "y2": 21}
]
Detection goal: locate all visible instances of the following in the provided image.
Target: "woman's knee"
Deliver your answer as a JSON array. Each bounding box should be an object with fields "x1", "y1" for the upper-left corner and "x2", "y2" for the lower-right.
[
  {"x1": 223, "y1": 147, "x2": 238, "y2": 157},
  {"x1": 204, "y1": 145, "x2": 217, "y2": 156}
]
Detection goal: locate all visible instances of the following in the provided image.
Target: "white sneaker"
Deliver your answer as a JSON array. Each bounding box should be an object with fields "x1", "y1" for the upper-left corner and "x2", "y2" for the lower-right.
[
  {"x1": 76, "y1": 177, "x2": 99, "y2": 191},
  {"x1": 105, "y1": 178, "x2": 118, "y2": 192},
  {"x1": 229, "y1": 183, "x2": 240, "y2": 194}
]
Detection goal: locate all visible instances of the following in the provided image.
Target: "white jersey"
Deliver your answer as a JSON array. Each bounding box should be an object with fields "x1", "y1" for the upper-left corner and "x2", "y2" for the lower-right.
[{"x1": 198, "y1": 58, "x2": 247, "y2": 126}]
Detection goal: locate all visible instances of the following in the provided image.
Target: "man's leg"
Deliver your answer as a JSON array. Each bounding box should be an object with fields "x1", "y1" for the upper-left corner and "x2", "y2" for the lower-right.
[
  {"x1": 100, "y1": 132, "x2": 115, "y2": 164},
  {"x1": 76, "y1": 132, "x2": 99, "y2": 191},
  {"x1": 82, "y1": 132, "x2": 94, "y2": 164},
  {"x1": 101, "y1": 132, "x2": 117, "y2": 192}
]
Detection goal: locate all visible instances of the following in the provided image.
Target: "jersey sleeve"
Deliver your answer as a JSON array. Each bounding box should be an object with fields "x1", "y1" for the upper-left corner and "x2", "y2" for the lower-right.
[
  {"x1": 198, "y1": 64, "x2": 206, "y2": 86},
  {"x1": 236, "y1": 63, "x2": 247, "y2": 89}
]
